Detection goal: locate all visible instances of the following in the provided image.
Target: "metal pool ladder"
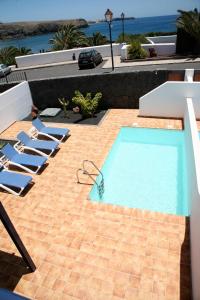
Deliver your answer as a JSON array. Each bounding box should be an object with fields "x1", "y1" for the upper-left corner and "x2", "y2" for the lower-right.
[{"x1": 76, "y1": 160, "x2": 104, "y2": 198}]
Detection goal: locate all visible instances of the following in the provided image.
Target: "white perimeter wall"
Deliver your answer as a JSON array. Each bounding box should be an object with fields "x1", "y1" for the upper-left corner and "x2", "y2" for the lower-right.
[
  {"x1": 139, "y1": 82, "x2": 200, "y2": 118},
  {"x1": 121, "y1": 35, "x2": 176, "y2": 59},
  {"x1": 184, "y1": 98, "x2": 200, "y2": 300},
  {"x1": 16, "y1": 44, "x2": 121, "y2": 68},
  {"x1": 140, "y1": 80, "x2": 200, "y2": 298},
  {"x1": 121, "y1": 43, "x2": 176, "y2": 59},
  {"x1": 0, "y1": 81, "x2": 33, "y2": 134},
  {"x1": 142, "y1": 43, "x2": 176, "y2": 56}
]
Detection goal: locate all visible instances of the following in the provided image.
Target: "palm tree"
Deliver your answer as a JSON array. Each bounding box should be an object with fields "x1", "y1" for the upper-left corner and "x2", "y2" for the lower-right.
[
  {"x1": 50, "y1": 24, "x2": 89, "y2": 50},
  {"x1": 0, "y1": 46, "x2": 32, "y2": 65},
  {"x1": 177, "y1": 8, "x2": 200, "y2": 46},
  {"x1": 0, "y1": 46, "x2": 17, "y2": 65},
  {"x1": 16, "y1": 47, "x2": 32, "y2": 56},
  {"x1": 88, "y1": 32, "x2": 108, "y2": 46}
]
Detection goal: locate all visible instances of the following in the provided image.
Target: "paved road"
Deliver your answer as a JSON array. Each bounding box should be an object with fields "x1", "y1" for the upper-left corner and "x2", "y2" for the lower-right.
[{"x1": 1, "y1": 59, "x2": 200, "y2": 83}]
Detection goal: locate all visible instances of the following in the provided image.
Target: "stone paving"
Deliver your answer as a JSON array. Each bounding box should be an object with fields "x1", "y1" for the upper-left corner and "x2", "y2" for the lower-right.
[
  {"x1": 0, "y1": 110, "x2": 191, "y2": 299},
  {"x1": 103, "y1": 55, "x2": 200, "y2": 69}
]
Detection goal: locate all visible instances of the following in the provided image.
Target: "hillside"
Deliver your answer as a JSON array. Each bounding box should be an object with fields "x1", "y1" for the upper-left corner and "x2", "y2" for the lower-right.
[{"x1": 0, "y1": 19, "x2": 88, "y2": 40}]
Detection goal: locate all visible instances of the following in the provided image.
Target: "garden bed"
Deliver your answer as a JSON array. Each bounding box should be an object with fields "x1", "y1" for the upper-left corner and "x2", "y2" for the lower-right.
[
  {"x1": 23, "y1": 109, "x2": 108, "y2": 125},
  {"x1": 121, "y1": 56, "x2": 175, "y2": 63},
  {"x1": 121, "y1": 54, "x2": 193, "y2": 63}
]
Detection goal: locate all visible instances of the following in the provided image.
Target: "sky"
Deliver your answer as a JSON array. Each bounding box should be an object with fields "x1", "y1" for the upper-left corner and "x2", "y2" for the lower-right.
[{"x1": 0, "y1": 0, "x2": 198, "y2": 23}]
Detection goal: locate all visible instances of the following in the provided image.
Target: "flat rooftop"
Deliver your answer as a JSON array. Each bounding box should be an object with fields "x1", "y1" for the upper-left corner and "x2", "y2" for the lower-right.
[{"x1": 0, "y1": 109, "x2": 191, "y2": 299}]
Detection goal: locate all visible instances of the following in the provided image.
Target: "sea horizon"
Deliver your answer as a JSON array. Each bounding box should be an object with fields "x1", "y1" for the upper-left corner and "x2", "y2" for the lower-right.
[
  {"x1": 0, "y1": 14, "x2": 178, "y2": 53},
  {"x1": 0, "y1": 13, "x2": 177, "y2": 24}
]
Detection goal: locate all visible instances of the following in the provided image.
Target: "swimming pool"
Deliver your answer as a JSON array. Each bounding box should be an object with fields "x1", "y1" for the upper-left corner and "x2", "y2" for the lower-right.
[{"x1": 90, "y1": 127, "x2": 189, "y2": 216}]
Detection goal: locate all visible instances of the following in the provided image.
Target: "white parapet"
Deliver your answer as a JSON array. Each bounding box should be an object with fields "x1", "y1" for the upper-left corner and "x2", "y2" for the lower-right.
[
  {"x1": 184, "y1": 98, "x2": 200, "y2": 300},
  {"x1": 15, "y1": 44, "x2": 122, "y2": 68},
  {"x1": 0, "y1": 81, "x2": 33, "y2": 134},
  {"x1": 139, "y1": 81, "x2": 200, "y2": 118},
  {"x1": 139, "y1": 76, "x2": 200, "y2": 298},
  {"x1": 140, "y1": 81, "x2": 200, "y2": 298}
]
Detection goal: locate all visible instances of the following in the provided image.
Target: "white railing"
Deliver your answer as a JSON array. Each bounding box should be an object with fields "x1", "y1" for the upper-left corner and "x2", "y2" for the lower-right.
[{"x1": 0, "y1": 82, "x2": 33, "y2": 134}]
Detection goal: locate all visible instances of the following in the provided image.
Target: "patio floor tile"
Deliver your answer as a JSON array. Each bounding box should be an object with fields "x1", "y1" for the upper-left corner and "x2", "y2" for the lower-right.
[{"x1": 0, "y1": 110, "x2": 191, "y2": 299}]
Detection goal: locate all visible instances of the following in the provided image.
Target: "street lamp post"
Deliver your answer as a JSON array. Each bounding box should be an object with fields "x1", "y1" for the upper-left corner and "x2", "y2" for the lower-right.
[
  {"x1": 121, "y1": 12, "x2": 125, "y2": 42},
  {"x1": 105, "y1": 8, "x2": 114, "y2": 71}
]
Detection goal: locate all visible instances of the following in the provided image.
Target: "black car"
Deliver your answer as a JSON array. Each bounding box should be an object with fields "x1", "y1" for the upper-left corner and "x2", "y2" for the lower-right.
[{"x1": 78, "y1": 49, "x2": 103, "y2": 69}]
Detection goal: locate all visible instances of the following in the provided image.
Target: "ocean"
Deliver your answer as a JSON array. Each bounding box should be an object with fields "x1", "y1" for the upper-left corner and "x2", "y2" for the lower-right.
[{"x1": 0, "y1": 15, "x2": 177, "y2": 53}]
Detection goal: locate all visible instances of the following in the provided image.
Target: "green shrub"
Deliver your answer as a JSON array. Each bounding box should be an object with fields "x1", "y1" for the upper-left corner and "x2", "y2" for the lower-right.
[
  {"x1": 72, "y1": 90, "x2": 102, "y2": 118},
  {"x1": 128, "y1": 41, "x2": 148, "y2": 59},
  {"x1": 117, "y1": 33, "x2": 149, "y2": 44}
]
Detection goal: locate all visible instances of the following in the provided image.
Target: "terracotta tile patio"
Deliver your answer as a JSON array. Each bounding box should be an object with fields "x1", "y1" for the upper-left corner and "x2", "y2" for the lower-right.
[{"x1": 0, "y1": 109, "x2": 191, "y2": 299}]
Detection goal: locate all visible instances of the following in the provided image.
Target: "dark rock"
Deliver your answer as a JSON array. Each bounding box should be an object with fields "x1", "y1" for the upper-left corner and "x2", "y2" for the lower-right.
[{"x1": 0, "y1": 19, "x2": 88, "y2": 40}]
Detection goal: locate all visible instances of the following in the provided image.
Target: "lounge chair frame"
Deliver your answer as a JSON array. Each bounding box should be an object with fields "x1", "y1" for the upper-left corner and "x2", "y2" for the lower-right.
[
  {"x1": 14, "y1": 141, "x2": 49, "y2": 158},
  {"x1": 0, "y1": 152, "x2": 45, "y2": 174},
  {"x1": 0, "y1": 177, "x2": 26, "y2": 196},
  {"x1": 0, "y1": 164, "x2": 32, "y2": 196},
  {"x1": 30, "y1": 127, "x2": 62, "y2": 143},
  {"x1": 0, "y1": 183, "x2": 24, "y2": 196}
]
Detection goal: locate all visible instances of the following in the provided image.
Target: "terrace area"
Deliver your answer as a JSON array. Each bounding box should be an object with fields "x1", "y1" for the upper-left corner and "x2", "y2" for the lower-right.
[{"x1": 0, "y1": 109, "x2": 191, "y2": 300}]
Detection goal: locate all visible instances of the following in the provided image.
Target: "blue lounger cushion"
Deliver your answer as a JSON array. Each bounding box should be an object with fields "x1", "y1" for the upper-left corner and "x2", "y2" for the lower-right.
[
  {"x1": 10, "y1": 153, "x2": 47, "y2": 167},
  {"x1": 41, "y1": 126, "x2": 68, "y2": 136},
  {"x1": 0, "y1": 170, "x2": 32, "y2": 188},
  {"x1": 32, "y1": 118, "x2": 69, "y2": 140},
  {"x1": 17, "y1": 131, "x2": 59, "y2": 151},
  {"x1": 0, "y1": 288, "x2": 30, "y2": 299},
  {"x1": 1, "y1": 144, "x2": 47, "y2": 167},
  {"x1": 0, "y1": 144, "x2": 47, "y2": 174}
]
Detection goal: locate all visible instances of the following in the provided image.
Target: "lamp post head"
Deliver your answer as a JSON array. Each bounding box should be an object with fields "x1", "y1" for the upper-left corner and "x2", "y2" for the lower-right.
[
  {"x1": 105, "y1": 8, "x2": 113, "y2": 23},
  {"x1": 121, "y1": 12, "x2": 125, "y2": 20}
]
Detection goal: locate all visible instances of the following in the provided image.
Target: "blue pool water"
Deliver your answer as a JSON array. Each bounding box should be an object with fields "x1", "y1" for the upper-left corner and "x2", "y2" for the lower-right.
[{"x1": 90, "y1": 127, "x2": 189, "y2": 216}]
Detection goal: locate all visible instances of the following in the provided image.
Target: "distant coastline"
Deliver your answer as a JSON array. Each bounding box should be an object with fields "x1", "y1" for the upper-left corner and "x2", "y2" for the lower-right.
[
  {"x1": 0, "y1": 19, "x2": 88, "y2": 40},
  {"x1": 88, "y1": 17, "x2": 135, "y2": 24},
  {"x1": 0, "y1": 15, "x2": 177, "y2": 53}
]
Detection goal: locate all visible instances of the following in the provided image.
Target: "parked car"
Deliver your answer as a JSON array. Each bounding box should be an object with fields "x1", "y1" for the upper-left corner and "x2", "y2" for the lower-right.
[
  {"x1": 78, "y1": 50, "x2": 103, "y2": 69},
  {"x1": 0, "y1": 64, "x2": 11, "y2": 77}
]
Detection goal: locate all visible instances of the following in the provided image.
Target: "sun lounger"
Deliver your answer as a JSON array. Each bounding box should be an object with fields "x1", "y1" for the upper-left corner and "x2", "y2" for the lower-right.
[
  {"x1": 32, "y1": 118, "x2": 70, "y2": 142},
  {"x1": 0, "y1": 288, "x2": 30, "y2": 299},
  {"x1": 0, "y1": 165, "x2": 32, "y2": 196},
  {"x1": 0, "y1": 144, "x2": 47, "y2": 174},
  {"x1": 16, "y1": 131, "x2": 59, "y2": 157}
]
